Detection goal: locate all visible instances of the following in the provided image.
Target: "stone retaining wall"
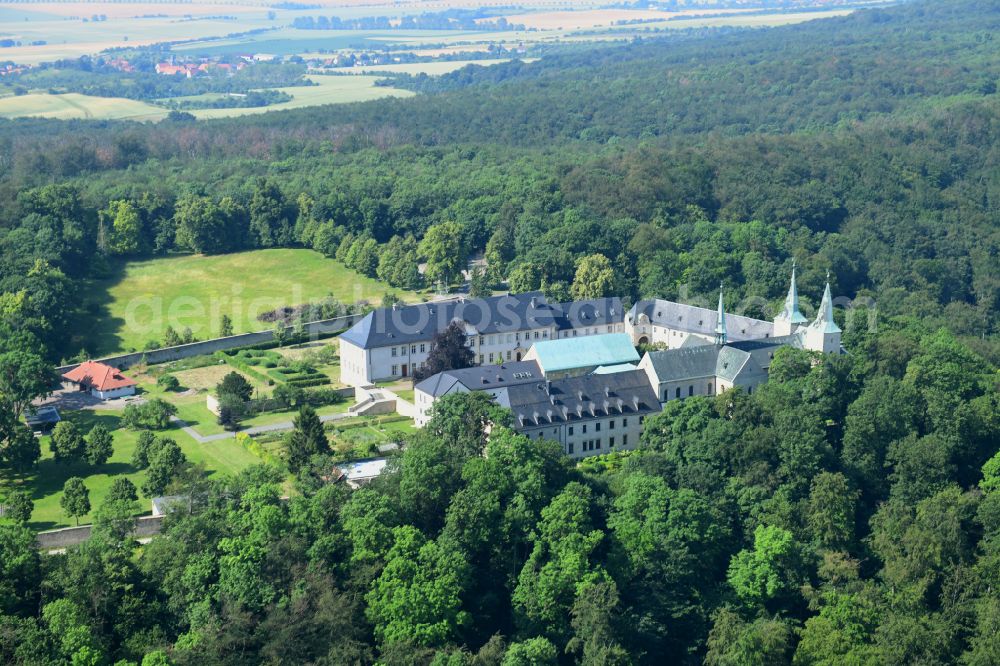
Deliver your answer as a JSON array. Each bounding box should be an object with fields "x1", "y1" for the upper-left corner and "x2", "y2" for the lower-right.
[
  {"x1": 57, "y1": 314, "x2": 362, "y2": 373},
  {"x1": 36, "y1": 515, "x2": 165, "y2": 550}
]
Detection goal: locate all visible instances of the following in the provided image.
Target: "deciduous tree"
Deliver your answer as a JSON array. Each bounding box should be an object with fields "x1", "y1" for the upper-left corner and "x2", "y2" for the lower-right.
[
  {"x1": 50, "y1": 421, "x2": 85, "y2": 462},
  {"x1": 60, "y1": 477, "x2": 90, "y2": 525},
  {"x1": 84, "y1": 423, "x2": 113, "y2": 466}
]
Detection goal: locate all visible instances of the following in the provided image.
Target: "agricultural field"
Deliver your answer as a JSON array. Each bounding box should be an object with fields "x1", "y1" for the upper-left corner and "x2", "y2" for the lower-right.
[
  {"x1": 83, "y1": 248, "x2": 421, "y2": 355},
  {"x1": 189, "y1": 74, "x2": 414, "y2": 118},
  {"x1": 486, "y1": 7, "x2": 755, "y2": 31},
  {"x1": 0, "y1": 74, "x2": 414, "y2": 121},
  {"x1": 0, "y1": 91, "x2": 164, "y2": 120},
  {"x1": 343, "y1": 58, "x2": 531, "y2": 75}
]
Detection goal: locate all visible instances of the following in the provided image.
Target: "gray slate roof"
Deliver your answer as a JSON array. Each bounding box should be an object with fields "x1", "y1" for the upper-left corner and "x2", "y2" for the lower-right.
[
  {"x1": 415, "y1": 361, "x2": 542, "y2": 398},
  {"x1": 504, "y1": 369, "x2": 660, "y2": 429},
  {"x1": 341, "y1": 292, "x2": 625, "y2": 350},
  {"x1": 644, "y1": 338, "x2": 791, "y2": 385},
  {"x1": 628, "y1": 299, "x2": 774, "y2": 341}
]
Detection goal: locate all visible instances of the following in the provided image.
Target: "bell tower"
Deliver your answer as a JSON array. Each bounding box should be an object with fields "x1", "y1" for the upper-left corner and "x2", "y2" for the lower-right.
[
  {"x1": 804, "y1": 273, "x2": 841, "y2": 354},
  {"x1": 715, "y1": 285, "x2": 728, "y2": 346},
  {"x1": 774, "y1": 261, "x2": 808, "y2": 337}
]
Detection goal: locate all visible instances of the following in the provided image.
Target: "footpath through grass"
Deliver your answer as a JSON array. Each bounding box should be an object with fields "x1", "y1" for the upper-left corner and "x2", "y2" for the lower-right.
[{"x1": 82, "y1": 248, "x2": 421, "y2": 355}]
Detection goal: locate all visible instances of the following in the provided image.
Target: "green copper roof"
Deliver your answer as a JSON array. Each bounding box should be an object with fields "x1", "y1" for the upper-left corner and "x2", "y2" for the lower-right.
[
  {"x1": 810, "y1": 280, "x2": 841, "y2": 334},
  {"x1": 529, "y1": 333, "x2": 640, "y2": 373},
  {"x1": 779, "y1": 263, "x2": 809, "y2": 324}
]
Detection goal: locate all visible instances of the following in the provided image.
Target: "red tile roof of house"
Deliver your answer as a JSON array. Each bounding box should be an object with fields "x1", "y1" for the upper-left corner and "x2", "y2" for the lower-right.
[{"x1": 62, "y1": 361, "x2": 137, "y2": 392}]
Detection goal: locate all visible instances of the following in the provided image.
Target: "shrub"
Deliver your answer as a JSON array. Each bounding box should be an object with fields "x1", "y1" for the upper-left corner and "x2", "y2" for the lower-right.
[
  {"x1": 120, "y1": 399, "x2": 177, "y2": 430},
  {"x1": 157, "y1": 374, "x2": 181, "y2": 391}
]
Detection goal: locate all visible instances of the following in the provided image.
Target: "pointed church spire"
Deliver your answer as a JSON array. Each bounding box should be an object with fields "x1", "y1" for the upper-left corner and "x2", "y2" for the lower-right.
[
  {"x1": 780, "y1": 260, "x2": 808, "y2": 326},
  {"x1": 715, "y1": 284, "x2": 727, "y2": 345},
  {"x1": 811, "y1": 272, "x2": 841, "y2": 333}
]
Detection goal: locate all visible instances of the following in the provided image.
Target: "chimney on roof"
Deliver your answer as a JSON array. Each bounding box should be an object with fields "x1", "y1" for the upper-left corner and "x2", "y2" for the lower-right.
[
  {"x1": 604, "y1": 386, "x2": 610, "y2": 397},
  {"x1": 545, "y1": 380, "x2": 552, "y2": 394},
  {"x1": 530, "y1": 296, "x2": 538, "y2": 308}
]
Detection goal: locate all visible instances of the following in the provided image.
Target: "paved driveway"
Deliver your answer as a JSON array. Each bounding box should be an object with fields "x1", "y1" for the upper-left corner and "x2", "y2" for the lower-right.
[{"x1": 34, "y1": 387, "x2": 145, "y2": 412}]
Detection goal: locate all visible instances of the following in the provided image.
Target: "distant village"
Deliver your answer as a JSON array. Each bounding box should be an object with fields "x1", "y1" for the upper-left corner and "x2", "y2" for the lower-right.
[{"x1": 0, "y1": 41, "x2": 523, "y2": 79}]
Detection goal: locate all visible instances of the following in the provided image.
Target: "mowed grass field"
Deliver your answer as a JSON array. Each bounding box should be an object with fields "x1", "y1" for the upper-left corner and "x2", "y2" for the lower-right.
[
  {"x1": 0, "y1": 408, "x2": 261, "y2": 530},
  {"x1": 85, "y1": 249, "x2": 420, "y2": 355}
]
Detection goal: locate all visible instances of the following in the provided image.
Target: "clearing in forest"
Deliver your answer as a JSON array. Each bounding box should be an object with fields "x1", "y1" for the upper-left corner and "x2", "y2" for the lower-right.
[{"x1": 82, "y1": 249, "x2": 421, "y2": 355}]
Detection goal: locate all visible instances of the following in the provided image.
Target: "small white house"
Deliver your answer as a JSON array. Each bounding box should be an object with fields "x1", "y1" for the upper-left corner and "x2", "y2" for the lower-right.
[{"x1": 62, "y1": 361, "x2": 137, "y2": 400}]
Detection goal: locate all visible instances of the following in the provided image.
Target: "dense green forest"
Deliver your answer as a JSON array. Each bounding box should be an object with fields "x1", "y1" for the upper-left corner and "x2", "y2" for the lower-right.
[
  {"x1": 0, "y1": 0, "x2": 999, "y2": 663},
  {"x1": 2, "y1": 328, "x2": 999, "y2": 664}
]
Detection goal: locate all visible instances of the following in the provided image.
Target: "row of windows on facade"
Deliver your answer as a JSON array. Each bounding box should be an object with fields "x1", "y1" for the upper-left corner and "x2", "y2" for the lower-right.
[
  {"x1": 565, "y1": 434, "x2": 628, "y2": 455},
  {"x1": 661, "y1": 383, "x2": 755, "y2": 402},
  {"x1": 639, "y1": 320, "x2": 761, "y2": 337},
  {"x1": 391, "y1": 362, "x2": 426, "y2": 376},
  {"x1": 566, "y1": 416, "x2": 635, "y2": 436},
  {"x1": 387, "y1": 324, "x2": 626, "y2": 358},
  {"x1": 391, "y1": 343, "x2": 427, "y2": 357},
  {"x1": 560, "y1": 325, "x2": 623, "y2": 338}
]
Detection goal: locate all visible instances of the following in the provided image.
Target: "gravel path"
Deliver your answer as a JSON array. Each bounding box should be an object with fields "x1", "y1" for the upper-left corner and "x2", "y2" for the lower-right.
[{"x1": 171, "y1": 411, "x2": 353, "y2": 443}]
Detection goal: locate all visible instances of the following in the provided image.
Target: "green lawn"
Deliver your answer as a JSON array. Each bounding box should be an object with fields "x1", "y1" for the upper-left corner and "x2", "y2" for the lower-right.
[
  {"x1": 0, "y1": 409, "x2": 261, "y2": 531},
  {"x1": 81, "y1": 248, "x2": 420, "y2": 355}
]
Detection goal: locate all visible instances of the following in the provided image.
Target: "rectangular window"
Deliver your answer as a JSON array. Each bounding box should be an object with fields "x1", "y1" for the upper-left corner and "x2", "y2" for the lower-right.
[
  {"x1": 391, "y1": 347, "x2": 397, "y2": 357},
  {"x1": 506, "y1": 351, "x2": 512, "y2": 360},
  {"x1": 676, "y1": 387, "x2": 681, "y2": 399},
  {"x1": 479, "y1": 336, "x2": 485, "y2": 346},
  {"x1": 689, "y1": 385, "x2": 694, "y2": 397},
  {"x1": 420, "y1": 343, "x2": 426, "y2": 353},
  {"x1": 488, "y1": 353, "x2": 495, "y2": 363},
  {"x1": 391, "y1": 365, "x2": 398, "y2": 375},
  {"x1": 610, "y1": 436, "x2": 615, "y2": 447},
  {"x1": 622, "y1": 418, "x2": 628, "y2": 427},
  {"x1": 582, "y1": 424, "x2": 587, "y2": 434},
  {"x1": 567, "y1": 443, "x2": 574, "y2": 454},
  {"x1": 609, "y1": 420, "x2": 615, "y2": 429},
  {"x1": 411, "y1": 345, "x2": 417, "y2": 354},
  {"x1": 479, "y1": 354, "x2": 484, "y2": 364},
  {"x1": 623, "y1": 434, "x2": 628, "y2": 447},
  {"x1": 596, "y1": 422, "x2": 601, "y2": 432},
  {"x1": 569, "y1": 426, "x2": 574, "y2": 436},
  {"x1": 595, "y1": 439, "x2": 602, "y2": 449}
]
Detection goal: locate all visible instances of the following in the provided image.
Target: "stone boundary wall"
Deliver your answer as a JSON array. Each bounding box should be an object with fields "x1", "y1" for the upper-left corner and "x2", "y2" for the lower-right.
[
  {"x1": 36, "y1": 515, "x2": 165, "y2": 550},
  {"x1": 57, "y1": 314, "x2": 363, "y2": 374}
]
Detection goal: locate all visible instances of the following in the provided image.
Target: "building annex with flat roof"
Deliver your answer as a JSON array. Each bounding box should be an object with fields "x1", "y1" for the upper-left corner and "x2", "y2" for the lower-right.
[{"x1": 522, "y1": 333, "x2": 640, "y2": 379}]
